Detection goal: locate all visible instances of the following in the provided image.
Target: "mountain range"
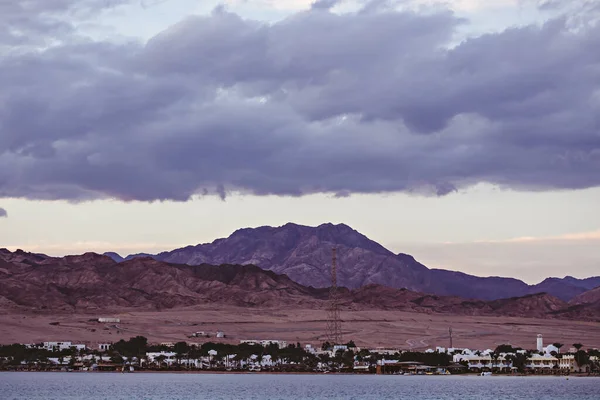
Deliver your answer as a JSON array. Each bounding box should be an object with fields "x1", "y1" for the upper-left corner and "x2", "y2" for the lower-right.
[
  {"x1": 0, "y1": 249, "x2": 598, "y2": 321},
  {"x1": 105, "y1": 223, "x2": 600, "y2": 302}
]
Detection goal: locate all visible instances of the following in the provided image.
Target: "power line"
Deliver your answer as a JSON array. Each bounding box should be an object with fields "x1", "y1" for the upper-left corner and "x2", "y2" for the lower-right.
[{"x1": 326, "y1": 247, "x2": 342, "y2": 345}]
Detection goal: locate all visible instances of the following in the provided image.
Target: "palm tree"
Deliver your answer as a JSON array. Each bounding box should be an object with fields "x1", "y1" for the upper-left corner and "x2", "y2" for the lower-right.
[
  {"x1": 271, "y1": 352, "x2": 280, "y2": 370},
  {"x1": 573, "y1": 344, "x2": 583, "y2": 371},
  {"x1": 490, "y1": 352, "x2": 500, "y2": 373},
  {"x1": 39, "y1": 356, "x2": 50, "y2": 371},
  {"x1": 155, "y1": 355, "x2": 167, "y2": 369},
  {"x1": 552, "y1": 343, "x2": 564, "y2": 354}
]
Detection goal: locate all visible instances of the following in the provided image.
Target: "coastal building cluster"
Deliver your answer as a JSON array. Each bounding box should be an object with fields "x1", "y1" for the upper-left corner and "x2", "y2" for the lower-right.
[{"x1": 1, "y1": 334, "x2": 598, "y2": 375}]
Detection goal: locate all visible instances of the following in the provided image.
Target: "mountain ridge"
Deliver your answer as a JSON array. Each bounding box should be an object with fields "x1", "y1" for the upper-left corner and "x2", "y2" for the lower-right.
[
  {"x1": 0, "y1": 249, "x2": 597, "y2": 321},
  {"x1": 104, "y1": 223, "x2": 596, "y2": 301}
]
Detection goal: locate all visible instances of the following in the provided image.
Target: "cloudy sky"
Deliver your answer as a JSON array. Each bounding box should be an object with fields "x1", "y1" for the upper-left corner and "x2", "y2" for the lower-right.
[{"x1": 1, "y1": 0, "x2": 599, "y2": 283}]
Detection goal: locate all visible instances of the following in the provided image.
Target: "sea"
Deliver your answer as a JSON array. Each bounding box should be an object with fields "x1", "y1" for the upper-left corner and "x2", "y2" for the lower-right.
[{"x1": 0, "y1": 373, "x2": 598, "y2": 399}]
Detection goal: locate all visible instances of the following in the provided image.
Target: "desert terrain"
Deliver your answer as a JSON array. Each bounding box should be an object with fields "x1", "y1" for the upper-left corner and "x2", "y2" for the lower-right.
[{"x1": 1, "y1": 306, "x2": 598, "y2": 350}]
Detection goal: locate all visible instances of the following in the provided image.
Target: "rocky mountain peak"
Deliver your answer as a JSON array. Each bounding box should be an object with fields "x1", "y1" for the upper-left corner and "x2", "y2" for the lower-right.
[
  {"x1": 103, "y1": 252, "x2": 124, "y2": 262},
  {"x1": 106, "y1": 222, "x2": 599, "y2": 302}
]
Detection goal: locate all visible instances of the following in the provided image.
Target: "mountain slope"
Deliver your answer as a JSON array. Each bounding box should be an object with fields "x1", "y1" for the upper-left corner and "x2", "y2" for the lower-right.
[
  {"x1": 561, "y1": 276, "x2": 600, "y2": 291},
  {"x1": 0, "y1": 249, "x2": 598, "y2": 321},
  {"x1": 526, "y1": 278, "x2": 590, "y2": 302},
  {"x1": 118, "y1": 223, "x2": 596, "y2": 301},
  {"x1": 152, "y1": 223, "x2": 418, "y2": 290},
  {"x1": 149, "y1": 223, "x2": 523, "y2": 299},
  {"x1": 0, "y1": 250, "x2": 327, "y2": 311},
  {"x1": 570, "y1": 286, "x2": 600, "y2": 306}
]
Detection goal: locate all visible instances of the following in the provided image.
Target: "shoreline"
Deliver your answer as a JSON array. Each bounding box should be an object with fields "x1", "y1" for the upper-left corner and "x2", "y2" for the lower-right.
[{"x1": 1, "y1": 370, "x2": 598, "y2": 378}]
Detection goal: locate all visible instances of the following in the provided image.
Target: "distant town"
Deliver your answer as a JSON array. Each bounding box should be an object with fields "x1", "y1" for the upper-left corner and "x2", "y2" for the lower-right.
[{"x1": 1, "y1": 330, "x2": 598, "y2": 375}]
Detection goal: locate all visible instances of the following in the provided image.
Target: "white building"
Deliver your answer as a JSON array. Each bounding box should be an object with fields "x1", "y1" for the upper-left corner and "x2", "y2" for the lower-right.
[
  {"x1": 447, "y1": 348, "x2": 462, "y2": 354},
  {"x1": 369, "y1": 348, "x2": 400, "y2": 356},
  {"x1": 558, "y1": 355, "x2": 597, "y2": 373},
  {"x1": 526, "y1": 354, "x2": 558, "y2": 370},
  {"x1": 537, "y1": 334, "x2": 544, "y2": 352},
  {"x1": 305, "y1": 344, "x2": 316, "y2": 354},
  {"x1": 239, "y1": 340, "x2": 288, "y2": 348},
  {"x1": 332, "y1": 345, "x2": 348, "y2": 354},
  {"x1": 543, "y1": 344, "x2": 559, "y2": 355},
  {"x1": 216, "y1": 331, "x2": 225, "y2": 338},
  {"x1": 43, "y1": 341, "x2": 71, "y2": 351},
  {"x1": 145, "y1": 352, "x2": 177, "y2": 366},
  {"x1": 48, "y1": 357, "x2": 71, "y2": 365},
  {"x1": 559, "y1": 355, "x2": 577, "y2": 371},
  {"x1": 98, "y1": 343, "x2": 111, "y2": 351},
  {"x1": 453, "y1": 354, "x2": 513, "y2": 371},
  {"x1": 98, "y1": 317, "x2": 120, "y2": 323},
  {"x1": 353, "y1": 361, "x2": 370, "y2": 371}
]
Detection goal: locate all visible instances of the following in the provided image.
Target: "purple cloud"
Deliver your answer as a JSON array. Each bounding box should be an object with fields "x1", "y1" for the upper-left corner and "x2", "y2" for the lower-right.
[{"x1": 0, "y1": 3, "x2": 599, "y2": 202}]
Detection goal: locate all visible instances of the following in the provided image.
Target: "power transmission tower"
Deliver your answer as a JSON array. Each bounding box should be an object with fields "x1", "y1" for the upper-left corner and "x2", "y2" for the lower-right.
[
  {"x1": 449, "y1": 327, "x2": 453, "y2": 349},
  {"x1": 326, "y1": 247, "x2": 343, "y2": 345}
]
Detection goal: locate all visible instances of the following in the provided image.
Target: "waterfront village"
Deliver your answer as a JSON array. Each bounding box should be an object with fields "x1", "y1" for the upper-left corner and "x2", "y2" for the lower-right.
[{"x1": 1, "y1": 326, "x2": 599, "y2": 375}]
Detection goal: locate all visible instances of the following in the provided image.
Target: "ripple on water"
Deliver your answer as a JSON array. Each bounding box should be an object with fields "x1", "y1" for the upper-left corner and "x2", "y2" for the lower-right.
[{"x1": 0, "y1": 373, "x2": 598, "y2": 400}]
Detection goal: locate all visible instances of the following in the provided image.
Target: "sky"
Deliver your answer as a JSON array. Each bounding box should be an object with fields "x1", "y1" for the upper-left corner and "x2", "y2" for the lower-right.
[{"x1": 0, "y1": 0, "x2": 599, "y2": 284}]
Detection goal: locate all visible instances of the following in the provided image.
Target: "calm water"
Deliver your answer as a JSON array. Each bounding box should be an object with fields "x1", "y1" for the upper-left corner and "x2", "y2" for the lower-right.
[{"x1": 1, "y1": 373, "x2": 598, "y2": 400}]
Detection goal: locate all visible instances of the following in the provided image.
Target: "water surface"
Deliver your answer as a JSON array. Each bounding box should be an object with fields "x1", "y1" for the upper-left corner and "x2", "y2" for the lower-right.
[{"x1": 1, "y1": 373, "x2": 597, "y2": 400}]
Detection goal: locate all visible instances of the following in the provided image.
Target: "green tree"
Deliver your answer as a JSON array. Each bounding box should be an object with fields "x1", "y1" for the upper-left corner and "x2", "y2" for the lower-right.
[
  {"x1": 573, "y1": 344, "x2": 583, "y2": 370},
  {"x1": 155, "y1": 354, "x2": 167, "y2": 369},
  {"x1": 333, "y1": 349, "x2": 344, "y2": 370},
  {"x1": 233, "y1": 353, "x2": 245, "y2": 369},
  {"x1": 575, "y1": 350, "x2": 590, "y2": 371},
  {"x1": 506, "y1": 353, "x2": 528, "y2": 373},
  {"x1": 110, "y1": 354, "x2": 124, "y2": 365},
  {"x1": 489, "y1": 352, "x2": 500, "y2": 372},
  {"x1": 112, "y1": 336, "x2": 148, "y2": 358},
  {"x1": 341, "y1": 350, "x2": 355, "y2": 370},
  {"x1": 318, "y1": 353, "x2": 330, "y2": 364},
  {"x1": 174, "y1": 341, "x2": 189, "y2": 366},
  {"x1": 494, "y1": 344, "x2": 521, "y2": 354}
]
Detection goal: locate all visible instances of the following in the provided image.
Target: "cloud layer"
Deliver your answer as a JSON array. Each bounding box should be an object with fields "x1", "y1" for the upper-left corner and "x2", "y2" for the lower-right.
[{"x1": 0, "y1": 1, "x2": 599, "y2": 201}]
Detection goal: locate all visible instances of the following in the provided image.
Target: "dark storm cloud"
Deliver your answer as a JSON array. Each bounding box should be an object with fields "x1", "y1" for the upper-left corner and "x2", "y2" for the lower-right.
[{"x1": 0, "y1": 2, "x2": 599, "y2": 202}]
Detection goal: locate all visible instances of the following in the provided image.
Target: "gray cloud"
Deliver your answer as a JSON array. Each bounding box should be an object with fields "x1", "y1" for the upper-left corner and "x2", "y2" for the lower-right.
[
  {"x1": 0, "y1": 1, "x2": 129, "y2": 47},
  {"x1": 311, "y1": 0, "x2": 342, "y2": 10},
  {"x1": 0, "y1": 208, "x2": 6, "y2": 218},
  {"x1": 0, "y1": 3, "x2": 599, "y2": 202}
]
